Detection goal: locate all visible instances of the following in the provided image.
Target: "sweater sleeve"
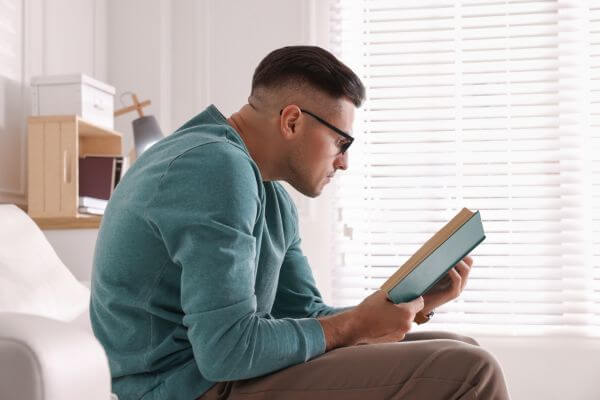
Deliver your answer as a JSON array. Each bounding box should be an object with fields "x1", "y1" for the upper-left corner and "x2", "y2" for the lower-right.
[
  {"x1": 147, "y1": 143, "x2": 325, "y2": 382},
  {"x1": 271, "y1": 235, "x2": 354, "y2": 319},
  {"x1": 271, "y1": 193, "x2": 354, "y2": 319}
]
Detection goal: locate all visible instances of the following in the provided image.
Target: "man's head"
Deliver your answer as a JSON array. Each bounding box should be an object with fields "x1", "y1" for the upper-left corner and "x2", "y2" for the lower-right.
[{"x1": 229, "y1": 46, "x2": 365, "y2": 197}]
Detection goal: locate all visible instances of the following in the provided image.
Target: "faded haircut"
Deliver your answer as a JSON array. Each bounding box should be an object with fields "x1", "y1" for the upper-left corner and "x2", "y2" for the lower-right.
[{"x1": 251, "y1": 46, "x2": 365, "y2": 108}]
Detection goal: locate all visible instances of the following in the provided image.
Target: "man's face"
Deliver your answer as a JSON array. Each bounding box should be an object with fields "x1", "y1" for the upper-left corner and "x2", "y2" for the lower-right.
[{"x1": 286, "y1": 99, "x2": 355, "y2": 198}]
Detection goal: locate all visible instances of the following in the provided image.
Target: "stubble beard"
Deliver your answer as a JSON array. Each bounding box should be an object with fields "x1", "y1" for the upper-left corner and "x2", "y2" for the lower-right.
[{"x1": 286, "y1": 147, "x2": 322, "y2": 198}]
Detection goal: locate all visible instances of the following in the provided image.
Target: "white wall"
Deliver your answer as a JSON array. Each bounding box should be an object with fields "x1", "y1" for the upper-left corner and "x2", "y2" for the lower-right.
[
  {"x1": 0, "y1": 0, "x2": 26, "y2": 206},
  {"x1": 106, "y1": 0, "x2": 171, "y2": 154},
  {"x1": 0, "y1": 0, "x2": 107, "y2": 280},
  {"x1": 0, "y1": 0, "x2": 107, "y2": 206},
  {"x1": 477, "y1": 335, "x2": 600, "y2": 400}
]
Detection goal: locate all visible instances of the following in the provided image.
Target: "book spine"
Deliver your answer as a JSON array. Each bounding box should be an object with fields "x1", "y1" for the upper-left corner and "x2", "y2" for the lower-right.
[
  {"x1": 387, "y1": 211, "x2": 485, "y2": 304},
  {"x1": 381, "y1": 208, "x2": 473, "y2": 292}
]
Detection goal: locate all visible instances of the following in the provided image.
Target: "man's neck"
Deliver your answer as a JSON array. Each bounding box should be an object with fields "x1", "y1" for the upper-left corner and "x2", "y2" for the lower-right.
[{"x1": 227, "y1": 105, "x2": 283, "y2": 182}]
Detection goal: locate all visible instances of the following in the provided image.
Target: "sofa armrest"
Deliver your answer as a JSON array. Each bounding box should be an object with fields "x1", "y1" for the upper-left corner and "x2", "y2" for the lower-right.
[{"x1": 0, "y1": 312, "x2": 112, "y2": 400}]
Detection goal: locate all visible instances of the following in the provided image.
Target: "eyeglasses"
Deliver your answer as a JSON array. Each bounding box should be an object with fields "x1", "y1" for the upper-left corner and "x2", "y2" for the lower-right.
[{"x1": 279, "y1": 108, "x2": 354, "y2": 154}]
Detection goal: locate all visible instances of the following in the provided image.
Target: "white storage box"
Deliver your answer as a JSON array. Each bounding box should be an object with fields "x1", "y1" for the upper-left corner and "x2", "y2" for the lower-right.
[{"x1": 31, "y1": 74, "x2": 115, "y2": 130}]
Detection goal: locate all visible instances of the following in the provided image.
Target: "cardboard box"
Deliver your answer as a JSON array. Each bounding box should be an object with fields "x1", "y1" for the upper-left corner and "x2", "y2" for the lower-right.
[{"x1": 31, "y1": 74, "x2": 115, "y2": 129}]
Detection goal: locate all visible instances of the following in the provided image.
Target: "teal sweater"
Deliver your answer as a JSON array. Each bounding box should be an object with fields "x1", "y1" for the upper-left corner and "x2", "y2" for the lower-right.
[{"x1": 90, "y1": 105, "x2": 345, "y2": 400}]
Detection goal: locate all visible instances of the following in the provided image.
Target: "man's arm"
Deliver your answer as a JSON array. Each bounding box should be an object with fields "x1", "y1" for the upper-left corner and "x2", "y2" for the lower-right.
[
  {"x1": 318, "y1": 291, "x2": 424, "y2": 351},
  {"x1": 267, "y1": 200, "x2": 423, "y2": 351},
  {"x1": 318, "y1": 256, "x2": 475, "y2": 351},
  {"x1": 149, "y1": 144, "x2": 326, "y2": 382},
  {"x1": 271, "y1": 234, "x2": 353, "y2": 319}
]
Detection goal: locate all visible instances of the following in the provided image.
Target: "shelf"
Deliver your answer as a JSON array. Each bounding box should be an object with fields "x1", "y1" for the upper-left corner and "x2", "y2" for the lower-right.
[
  {"x1": 28, "y1": 115, "x2": 121, "y2": 137},
  {"x1": 28, "y1": 115, "x2": 122, "y2": 157},
  {"x1": 27, "y1": 115, "x2": 123, "y2": 229},
  {"x1": 33, "y1": 214, "x2": 102, "y2": 230}
]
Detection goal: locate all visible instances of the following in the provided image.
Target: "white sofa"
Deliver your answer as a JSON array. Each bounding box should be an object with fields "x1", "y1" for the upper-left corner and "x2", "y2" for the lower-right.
[{"x1": 0, "y1": 205, "x2": 113, "y2": 400}]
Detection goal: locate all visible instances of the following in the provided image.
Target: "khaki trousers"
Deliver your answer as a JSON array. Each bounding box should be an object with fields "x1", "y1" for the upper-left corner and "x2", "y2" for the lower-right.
[{"x1": 199, "y1": 331, "x2": 510, "y2": 400}]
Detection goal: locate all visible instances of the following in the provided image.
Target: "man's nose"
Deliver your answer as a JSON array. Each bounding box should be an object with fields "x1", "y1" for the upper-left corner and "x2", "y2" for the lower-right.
[{"x1": 334, "y1": 151, "x2": 349, "y2": 171}]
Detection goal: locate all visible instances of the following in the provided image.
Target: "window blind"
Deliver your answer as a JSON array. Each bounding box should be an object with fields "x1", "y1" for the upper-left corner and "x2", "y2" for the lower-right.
[
  {"x1": 590, "y1": 4, "x2": 600, "y2": 329},
  {"x1": 329, "y1": 0, "x2": 599, "y2": 335}
]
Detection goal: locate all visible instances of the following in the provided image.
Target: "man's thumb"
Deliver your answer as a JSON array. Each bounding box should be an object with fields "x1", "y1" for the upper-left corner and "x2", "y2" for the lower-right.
[{"x1": 408, "y1": 296, "x2": 425, "y2": 312}]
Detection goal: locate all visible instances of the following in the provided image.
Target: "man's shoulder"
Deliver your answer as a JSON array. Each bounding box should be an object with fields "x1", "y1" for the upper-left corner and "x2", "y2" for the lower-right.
[
  {"x1": 167, "y1": 123, "x2": 247, "y2": 159},
  {"x1": 176, "y1": 136, "x2": 250, "y2": 163},
  {"x1": 153, "y1": 117, "x2": 254, "y2": 174},
  {"x1": 114, "y1": 125, "x2": 261, "y2": 211},
  {"x1": 173, "y1": 138, "x2": 257, "y2": 182}
]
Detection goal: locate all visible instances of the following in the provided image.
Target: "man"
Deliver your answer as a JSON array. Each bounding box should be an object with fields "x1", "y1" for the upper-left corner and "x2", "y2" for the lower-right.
[{"x1": 91, "y1": 46, "x2": 510, "y2": 399}]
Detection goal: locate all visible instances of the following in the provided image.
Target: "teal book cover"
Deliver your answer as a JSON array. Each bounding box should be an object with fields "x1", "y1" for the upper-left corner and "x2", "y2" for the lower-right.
[{"x1": 387, "y1": 211, "x2": 486, "y2": 304}]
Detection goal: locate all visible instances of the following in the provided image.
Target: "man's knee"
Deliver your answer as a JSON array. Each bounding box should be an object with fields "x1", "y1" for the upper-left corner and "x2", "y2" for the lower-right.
[
  {"x1": 455, "y1": 343, "x2": 500, "y2": 370},
  {"x1": 404, "y1": 330, "x2": 480, "y2": 346},
  {"x1": 442, "y1": 342, "x2": 505, "y2": 383},
  {"x1": 441, "y1": 331, "x2": 480, "y2": 346},
  {"x1": 432, "y1": 342, "x2": 509, "y2": 398}
]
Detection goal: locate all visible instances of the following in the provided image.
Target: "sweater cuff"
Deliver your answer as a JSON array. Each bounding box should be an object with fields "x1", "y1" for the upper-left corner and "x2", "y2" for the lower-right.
[{"x1": 297, "y1": 317, "x2": 326, "y2": 360}]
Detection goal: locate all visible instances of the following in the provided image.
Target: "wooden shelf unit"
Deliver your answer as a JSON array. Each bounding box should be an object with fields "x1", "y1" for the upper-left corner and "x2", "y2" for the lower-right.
[
  {"x1": 32, "y1": 215, "x2": 103, "y2": 230},
  {"x1": 27, "y1": 115, "x2": 123, "y2": 229}
]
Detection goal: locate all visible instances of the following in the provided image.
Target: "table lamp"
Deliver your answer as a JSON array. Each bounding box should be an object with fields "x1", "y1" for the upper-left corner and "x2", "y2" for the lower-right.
[{"x1": 114, "y1": 93, "x2": 163, "y2": 163}]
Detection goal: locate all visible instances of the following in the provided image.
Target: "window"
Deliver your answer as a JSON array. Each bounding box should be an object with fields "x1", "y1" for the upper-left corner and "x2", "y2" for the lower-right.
[
  {"x1": 330, "y1": 0, "x2": 600, "y2": 335},
  {"x1": 590, "y1": 2, "x2": 600, "y2": 334}
]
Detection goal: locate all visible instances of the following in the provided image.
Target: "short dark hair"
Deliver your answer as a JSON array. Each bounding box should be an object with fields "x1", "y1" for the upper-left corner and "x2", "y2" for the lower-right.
[{"x1": 251, "y1": 46, "x2": 365, "y2": 107}]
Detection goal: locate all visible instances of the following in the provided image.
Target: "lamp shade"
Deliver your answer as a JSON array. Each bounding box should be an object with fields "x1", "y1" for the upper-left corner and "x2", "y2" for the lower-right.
[{"x1": 132, "y1": 115, "x2": 163, "y2": 156}]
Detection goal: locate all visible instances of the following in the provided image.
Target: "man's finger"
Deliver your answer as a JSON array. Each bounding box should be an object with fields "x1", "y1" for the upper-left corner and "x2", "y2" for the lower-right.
[
  {"x1": 447, "y1": 267, "x2": 462, "y2": 292},
  {"x1": 456, "y1": 260, "x2": 470, "y2": 271},
  {"x1": 406, "y1": 296, "x2": 424, "y2": 313},
  {"x1": 453, "y1": 263, "x2": 470, "y2": 290},
  {"x1": 456, "y1": 261, "x2": 471, "y2": 279}
]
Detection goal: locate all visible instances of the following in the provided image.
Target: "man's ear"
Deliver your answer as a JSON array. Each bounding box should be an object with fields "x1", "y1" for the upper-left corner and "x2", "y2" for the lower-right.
[{"x1": 280, "y1": 105, "x2": 302, "y2": 139}]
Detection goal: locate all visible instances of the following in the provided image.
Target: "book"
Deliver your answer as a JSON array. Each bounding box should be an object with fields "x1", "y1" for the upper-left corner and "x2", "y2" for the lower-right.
[
  {"x1": 78, "y1": 156, "x2": 123, "y2": 201},
  {"x1": 79, "y1": 196, "x2": 108, "y2": 210},
  {"x1": 113, "y1": 157, "x2": 123, "y2": 188},
  {"x1": 78, "y1": 206, "x2": 105, "y2": 216},
  {"x1": 381, "y1": 208, "x2": 486, "y2": 304}
]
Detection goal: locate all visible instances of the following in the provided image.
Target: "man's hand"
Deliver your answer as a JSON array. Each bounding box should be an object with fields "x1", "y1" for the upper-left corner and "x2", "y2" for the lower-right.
[
  {"x1": 318, "y1": 256, "x2": 473, "y2": 351},
  {"x1": 319, "y1": 291, "x2": 424, "y2": 351},
  {"x1": 421, "y1": 255, "x2": 473, "y2": 315}
]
